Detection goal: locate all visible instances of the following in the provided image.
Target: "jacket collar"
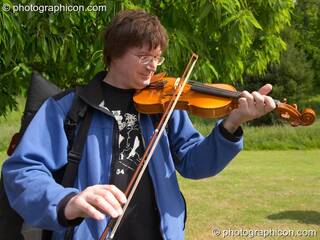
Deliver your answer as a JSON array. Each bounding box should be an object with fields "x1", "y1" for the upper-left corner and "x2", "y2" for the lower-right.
[{"x1": 77, "y1": 71, "x2": 111, "y2": 114}]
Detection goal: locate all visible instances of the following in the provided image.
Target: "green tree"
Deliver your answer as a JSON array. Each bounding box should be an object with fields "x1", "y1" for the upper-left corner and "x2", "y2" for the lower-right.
[
  {"x1": 243, "y1": 29, "x2": 315, "y2": 125},
  {"x1": 0, "y1": 0, "x2": 294, "y2": 117},
  {"x1": 241, "y1": 0, "x2": 320, "y2": 125},
  {"x1": 0, "y1": 0, "x2": 120, "y2": 116},
  {"x1": 292, "y1": 0, "x2": 320, "y2": 91}
]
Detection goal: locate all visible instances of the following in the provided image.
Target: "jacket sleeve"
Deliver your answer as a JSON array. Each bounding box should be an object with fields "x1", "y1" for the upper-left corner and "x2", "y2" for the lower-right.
[
  {"x1": 168, "y1": 110, "x2": 243, "y2": 179},
  {"x1": 2, "y1": 96, "x2": 79, "y2": 231}
]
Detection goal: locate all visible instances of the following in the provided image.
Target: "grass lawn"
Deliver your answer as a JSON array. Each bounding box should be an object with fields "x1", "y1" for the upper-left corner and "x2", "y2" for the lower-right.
[{"x1": 180, "y1": 150, "x2": 320, "y2": 239}]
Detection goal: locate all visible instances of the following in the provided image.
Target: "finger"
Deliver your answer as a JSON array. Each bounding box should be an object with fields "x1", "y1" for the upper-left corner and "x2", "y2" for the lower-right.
[
  {"x1": 241, "y1": 91, "x2": 254, "y2": 110},
  {"x1": 87, "y1": 194, "x2": 121, "y2": 218},
  {"x1": 105, "y1": 185, "x2": 127, "y2": 204},
  {"x1": 77, "y1": 198, "x2": 105, "y2": 221},
  {"x1": 258, "y1": 84, "x2": 272, "y2": 95},
  {"x1": 251, "y1": 91, "x2": 265, "y2": 115},
  {"x1": 238, "y1": 97, "x2": 249, "y2": 114},
  {"x1": 94, "y1": 188, "x2": 123, "y2": 214},
  {"x1": 264, "y1": 96, "x2": 276, "y2": 112}
]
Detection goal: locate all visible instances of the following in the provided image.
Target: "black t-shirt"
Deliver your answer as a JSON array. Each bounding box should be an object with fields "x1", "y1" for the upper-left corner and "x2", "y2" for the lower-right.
[{"x1": 102, "y1": 81, "x2": 162, "y2": 240}]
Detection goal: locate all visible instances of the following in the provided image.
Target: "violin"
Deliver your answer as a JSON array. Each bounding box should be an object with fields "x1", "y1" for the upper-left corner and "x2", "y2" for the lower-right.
[{"x1": 134, "y1": 72, "x2": 316, "y2": 127}]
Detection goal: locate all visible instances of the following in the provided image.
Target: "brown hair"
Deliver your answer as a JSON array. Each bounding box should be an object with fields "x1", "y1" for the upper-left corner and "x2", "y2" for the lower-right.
[{"x1": 103, "y1": 9, "x2": 168, "y2": 67}]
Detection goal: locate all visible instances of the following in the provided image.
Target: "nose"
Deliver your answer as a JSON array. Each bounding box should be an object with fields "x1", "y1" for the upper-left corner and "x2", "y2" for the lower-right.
[{"x1": 146, "y1": 59, "x2": 157, "y2": 72}]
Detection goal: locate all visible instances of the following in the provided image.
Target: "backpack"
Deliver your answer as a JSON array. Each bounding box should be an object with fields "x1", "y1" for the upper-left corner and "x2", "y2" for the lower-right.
[{"x1": 0, "y1": 71, "x2": 93, "y2": 240}]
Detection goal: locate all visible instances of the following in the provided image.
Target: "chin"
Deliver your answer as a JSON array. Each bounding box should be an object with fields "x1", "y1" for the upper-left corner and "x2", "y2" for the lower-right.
[
  {"x1": 141, "y1": 78, "x2": 151, "y2": 87},
  {"x1": 133, "y1": 81, "x2": 148, "y2": 90}
]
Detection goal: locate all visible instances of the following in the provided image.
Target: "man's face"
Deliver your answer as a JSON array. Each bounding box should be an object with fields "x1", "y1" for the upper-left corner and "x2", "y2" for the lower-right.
[{"x1": 109, "y1": 44, "x2": 162, "y2": 89}]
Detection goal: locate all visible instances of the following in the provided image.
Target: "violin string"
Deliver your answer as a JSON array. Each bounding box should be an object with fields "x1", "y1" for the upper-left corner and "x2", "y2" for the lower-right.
[
  {"x1": 188, "y1": 80, "x2": 241, "y2": 98},
  {"x1": 189, "y1": 80, "x2": 239, "y2": 96},
  {"x1": 188, "y1": 80, "x2": 240, "y2": 97}
]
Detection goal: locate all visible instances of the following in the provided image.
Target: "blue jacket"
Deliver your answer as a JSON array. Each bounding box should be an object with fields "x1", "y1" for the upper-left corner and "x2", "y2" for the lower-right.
[{"x1": 3, "y1": 72, "x2": 243, "y2": 240}]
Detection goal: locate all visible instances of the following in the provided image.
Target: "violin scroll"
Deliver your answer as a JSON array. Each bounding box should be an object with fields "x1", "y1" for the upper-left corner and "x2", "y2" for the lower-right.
[{"x1": 274, "y1": 100, "x2": 316, "y2": 127}]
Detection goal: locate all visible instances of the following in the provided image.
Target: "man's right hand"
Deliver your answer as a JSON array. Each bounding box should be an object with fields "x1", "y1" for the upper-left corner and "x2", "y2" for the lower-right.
[{"x1": 64, "y1": 184, "x2": 127, "y2": 221}]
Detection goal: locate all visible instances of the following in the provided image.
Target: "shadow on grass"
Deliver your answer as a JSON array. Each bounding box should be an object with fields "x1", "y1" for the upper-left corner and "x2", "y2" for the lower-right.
[{"x1": 267, "y1": 210, "x2": 320, "y2": 225}]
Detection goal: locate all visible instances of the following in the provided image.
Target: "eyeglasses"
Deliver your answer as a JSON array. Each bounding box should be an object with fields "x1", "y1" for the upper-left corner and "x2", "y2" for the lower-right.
[{"x1": 133, "y1": 54, "x2": 165, "y2": 66}]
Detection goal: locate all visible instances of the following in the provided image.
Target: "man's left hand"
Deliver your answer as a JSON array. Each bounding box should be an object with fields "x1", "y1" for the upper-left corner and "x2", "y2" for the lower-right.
[{"x1": 223, "y1": 84, "x2": 276, "y2": 134}]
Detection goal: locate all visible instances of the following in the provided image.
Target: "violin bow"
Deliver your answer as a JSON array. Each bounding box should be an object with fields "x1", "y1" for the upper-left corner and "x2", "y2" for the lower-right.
[{"x1": 99, "y1": 53, "x2": 198, "y2": 240}]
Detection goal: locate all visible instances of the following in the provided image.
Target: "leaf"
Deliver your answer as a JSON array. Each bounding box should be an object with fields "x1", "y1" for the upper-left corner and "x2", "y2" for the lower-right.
[
  {"x1": 91, "y1": 50, "x2": 103, "y2": 62},
  {"x1": 207, "y1": 62, "x2": 219, "y2": 80},
  {"x1": 198, "y1": 3, "x2": 212, "y2": 21},
  {"x1": 42, "y1": 37, "x2": 49, "y2": 61},
  {"x1": 247, "y1": 13, "x2": 262, "y2": 30},
  {"x1": 220, "y1": 14, "x2": 239, "y2": 27}
]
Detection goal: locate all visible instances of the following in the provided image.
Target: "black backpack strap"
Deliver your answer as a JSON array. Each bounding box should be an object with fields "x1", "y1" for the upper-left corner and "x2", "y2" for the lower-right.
[
  {"x1": 61, "y1": 90, "x2": 93, "y2": 187},
  {"x1": 62, "y1": 89, "x2": 93, "y2": 240},
  {"x1": 42, "y1": 88, "x2": 93, "y2": 240}
]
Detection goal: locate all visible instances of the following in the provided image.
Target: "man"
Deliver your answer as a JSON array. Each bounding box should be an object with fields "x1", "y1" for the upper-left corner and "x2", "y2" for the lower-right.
[{"x1": 3, "y1": 9, "x2": 275, "y2": 240}]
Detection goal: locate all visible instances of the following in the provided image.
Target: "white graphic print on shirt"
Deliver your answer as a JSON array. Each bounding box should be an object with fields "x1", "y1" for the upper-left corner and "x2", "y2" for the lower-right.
[{"x1": 112, "y1": 110, "x2": 142, "y2": 173}]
